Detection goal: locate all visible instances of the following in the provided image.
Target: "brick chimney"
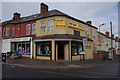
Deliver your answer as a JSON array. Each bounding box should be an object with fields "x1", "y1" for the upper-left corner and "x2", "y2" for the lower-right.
[
  {"x1": 13, "y1": 12, "x2": 21, "y2": 21},
  {"x1": 40, "y1": 3, "x2": 48, "y2": 15},
  {"x1": 86, "y1": 21, "x2": 92, "y2": 25},
  {"x1": 115, "y1": 37, "x2": 118, "y2": 40},
  {"x1": 105, "y1": 31, "x2": 109, "y2": 37},
  {"x1": 112, "y1": 34, "x2": 114, "y2": 39}
]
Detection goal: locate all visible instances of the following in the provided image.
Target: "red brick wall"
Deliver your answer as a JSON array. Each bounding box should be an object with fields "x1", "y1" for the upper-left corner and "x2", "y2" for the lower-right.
[
  {"x1": 93, "y1": 54, "x2": 106, "y2": 60},
  {"x1": 2, "y1": 20, "x2": 36, "y2": 38}
]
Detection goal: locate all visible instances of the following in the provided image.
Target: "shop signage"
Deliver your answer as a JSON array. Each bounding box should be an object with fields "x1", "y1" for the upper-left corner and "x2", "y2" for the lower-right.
[
  {"x1": 10, "y1": 37, "x2": 31, "y2": 42},
  {"x1": 86, "y1": 43, "x2": 92, "y2": 48},
  {"x1": 56, "y1": 19, "x2": 65, "y2": 26},
  {"x1": 68, "y1": 20, "x2": 84, "y2": 31},
  {"x1": 83, "y1": 38, "x2": 88, "y2": 45}
]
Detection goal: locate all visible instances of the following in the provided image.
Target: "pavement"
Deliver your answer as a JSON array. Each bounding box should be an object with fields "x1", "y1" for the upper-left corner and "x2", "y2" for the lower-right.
[{"x1": 2, "y1": 58, "x2": 119, "y2": 69}]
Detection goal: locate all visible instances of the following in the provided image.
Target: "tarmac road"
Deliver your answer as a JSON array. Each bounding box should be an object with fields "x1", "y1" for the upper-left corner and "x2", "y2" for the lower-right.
[{"x1": 2, "y1": 60, "x2": 119, "y2": 79}]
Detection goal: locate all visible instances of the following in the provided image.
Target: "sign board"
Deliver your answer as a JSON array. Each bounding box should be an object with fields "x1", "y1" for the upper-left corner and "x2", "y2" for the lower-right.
[
  {"x1": 10, "y1": 37, "x2": 31, "y2": 42},
  {"x1": 56, "y1": 19, "x2": 65, "y2": 26},
  {"x1": 86, "y1": 43, "x2": 92, "y2": 48},
  {"x1": 83, "y1": 38, "x2": 88, "y2": 45}
]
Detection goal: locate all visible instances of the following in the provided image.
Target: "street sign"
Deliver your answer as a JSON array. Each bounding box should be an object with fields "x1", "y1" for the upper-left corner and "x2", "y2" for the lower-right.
[{"x1": 83, "y1": 38, "x2": 88, "y2": 45}]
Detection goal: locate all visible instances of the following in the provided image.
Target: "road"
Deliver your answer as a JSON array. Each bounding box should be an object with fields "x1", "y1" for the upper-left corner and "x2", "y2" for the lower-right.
[{"x1": 2, "y1": 61, "x2": 119, "y2": 78}]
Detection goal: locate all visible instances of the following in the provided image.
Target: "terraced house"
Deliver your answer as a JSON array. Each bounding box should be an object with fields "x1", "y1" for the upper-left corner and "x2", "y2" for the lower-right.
[
  {"x1": 33, "y1": 3, "x2": 98, "y2": 61},
  {"x1": 1, "y1": 3, "x2": 98, "y2": 61}
]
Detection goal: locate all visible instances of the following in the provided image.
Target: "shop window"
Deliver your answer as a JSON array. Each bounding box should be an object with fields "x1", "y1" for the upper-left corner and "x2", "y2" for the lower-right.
[
  {"x1": 32, "y1": 23, "x2": 36, "y2": 34},
  {"x1": 41, "y1": 21, "x2": 46, "y2": 33},
  {"x1": 37, "y1": 43, "x2": 51, "y2": 56},
  {"x1": 48, "y1": 20, "x2": 53, "y2": 32},
  {"x1": 72, "y1": 43, "x2": 83, "y2": 56},
  {"x1": 12, "y1": 27, "x2": 14, "y2": 36},
  {"x1": 26, "y1": 24, "x2": 30, "y2": 35},
  {"x1": 92, "y1": 28, "x2": 95, "y2": 37},
  {"x1": 6, "y1": 27, "x2": 9, "y2": 36}
]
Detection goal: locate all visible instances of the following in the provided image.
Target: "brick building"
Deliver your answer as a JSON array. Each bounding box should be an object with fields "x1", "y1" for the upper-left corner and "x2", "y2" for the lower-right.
[{"x1": 2, "y1": 3, "x2": 99, "y2": 61}]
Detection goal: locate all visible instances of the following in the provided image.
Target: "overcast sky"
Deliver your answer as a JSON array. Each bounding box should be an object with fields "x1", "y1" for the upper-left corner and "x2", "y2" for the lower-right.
[{"x1": 1, "y1": 1, "x2": 119, "y2": 37}]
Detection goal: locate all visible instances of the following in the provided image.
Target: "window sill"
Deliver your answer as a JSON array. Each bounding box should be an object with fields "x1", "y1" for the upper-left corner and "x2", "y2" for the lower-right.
[{"x1": 36, "y1": 55, "x2": 50, "y2": 57}]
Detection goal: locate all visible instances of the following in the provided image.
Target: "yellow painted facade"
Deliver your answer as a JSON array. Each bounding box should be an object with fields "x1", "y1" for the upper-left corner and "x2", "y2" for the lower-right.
[{"x1": 34, "y1": 16, "x2": 98, "y2": 61}]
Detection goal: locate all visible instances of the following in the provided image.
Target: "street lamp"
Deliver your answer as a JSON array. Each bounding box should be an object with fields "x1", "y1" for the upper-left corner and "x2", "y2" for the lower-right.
[{"x1": 99, "y1": 23, "x2": 105, "y2": 60}]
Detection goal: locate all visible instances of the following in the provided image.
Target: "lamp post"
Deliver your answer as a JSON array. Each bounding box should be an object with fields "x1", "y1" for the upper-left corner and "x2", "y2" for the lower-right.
[{"x1": 99, "y1": 23, "x2": 105, "y2": 60}]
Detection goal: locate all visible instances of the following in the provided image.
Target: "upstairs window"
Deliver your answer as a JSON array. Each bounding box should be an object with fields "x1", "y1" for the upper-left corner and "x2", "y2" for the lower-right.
[
  {"x1": 41, "y1": 21, "x2": 46, "y2": 33},
  {"x1": 26, "y1": 24, "x2": 30, "y2": 35},
  {"x1": 86, "y1": 25, "x2": 89, "y2": 36},
  {"x1": 6, "y1": 27, "x2": 9, "y2": 36},
  {"x1": 12, "y1": 27, "x2": 14, "y2": 36},
  {"x1": 92, "y1": 28, "x2": 95, "y2": 37},
  {"x1": 48, "y1": 20, "x2": 53, "y2": 32},
  {"x1": 32, "y1": 23, "x2": 36, "y2": 34},
  {"x1": 3, "y1": 28, "x2": 5, "y2": 37},
  {"x1": 0, "y1": 28, "x2": 1, "y2": 37}
]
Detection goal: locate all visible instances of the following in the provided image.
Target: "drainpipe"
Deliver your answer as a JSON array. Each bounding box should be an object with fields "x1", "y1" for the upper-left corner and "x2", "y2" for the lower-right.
[{"x1": 30, "y1": 37, "x2": 33, "y2": 59}]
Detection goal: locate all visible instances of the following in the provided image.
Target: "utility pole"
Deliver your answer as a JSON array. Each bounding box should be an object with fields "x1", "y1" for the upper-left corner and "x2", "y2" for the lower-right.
[
  {"x1": 110, "y1": 21, "x2": 113, "y2": 60},
  {"x1": 110, "y1": 21, "x2": 113, "y2": 48}
]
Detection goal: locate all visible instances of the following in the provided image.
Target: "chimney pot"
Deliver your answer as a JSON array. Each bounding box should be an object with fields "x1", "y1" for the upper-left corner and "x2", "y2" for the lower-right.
[
  {"x1": 13, "y1": 12, "x2": 21, "y2": 21},
  {"x1": 112, "y1": 34, "x2": 114, "y2": 39},
  {"x1": 86, "y1": 21, "x2": 92, "y2": 25},
  {"x1": 106, "y1": 31, "x2": 109, "y2": 37},
  {"x1": 115, "y1": 37, "x2": 118, "y2": 40}
]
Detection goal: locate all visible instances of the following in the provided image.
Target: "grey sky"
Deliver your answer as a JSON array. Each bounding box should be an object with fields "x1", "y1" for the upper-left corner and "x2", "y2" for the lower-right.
[{"x1": 1, "y1": 2, "x2": 119, "y2": 37}]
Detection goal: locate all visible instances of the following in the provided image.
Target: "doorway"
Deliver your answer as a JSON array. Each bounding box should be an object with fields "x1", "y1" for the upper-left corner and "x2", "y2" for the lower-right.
[{"x1": 58, "y1": 43, "x2": 64, "y2": 60}]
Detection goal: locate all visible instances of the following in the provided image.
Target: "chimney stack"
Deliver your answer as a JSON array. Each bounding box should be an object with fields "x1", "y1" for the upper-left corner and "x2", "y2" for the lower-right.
[
  {"x1": 86, "y1": 21, "x2": 92, "y2": 25},
  {"x1": 115, "y1": 37, "x2": 118, "y2": 40},
  {"x1": 13, "y1": 12, "x2": 21, "y2": 21},
  {"x1": 40, "y1": 3, "x2": 48, "y2": 15},
  {"x1": 106, "y1": 31, "x2": 109, "y2": 37},
  {"x1": 112, "y1": 34, "x2": 114, "y2": 39}
]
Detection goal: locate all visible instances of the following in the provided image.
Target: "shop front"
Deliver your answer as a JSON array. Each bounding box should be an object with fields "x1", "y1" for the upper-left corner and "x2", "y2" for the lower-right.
[{"x1": 10, "y1": 37, "x2": 33, "y2": 58}]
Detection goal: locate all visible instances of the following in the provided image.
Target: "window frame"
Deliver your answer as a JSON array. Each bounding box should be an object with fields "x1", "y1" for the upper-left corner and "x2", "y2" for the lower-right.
[
  {"x1": 41, "y1": 21, "x2": 46, "y2": 33},
  {"x1": 48, "y1": 20, "x2": 54, "y2": 32},
  {"x1": 26, "y1": 24, "x2": 30, "y2": 35},
  {"x1": 32, "y1": 23, "x2": 36, "y2": 34},
  {"x1": 86, "y1": 25, "x2": 89, "y2": 36},
  {"x1": 6, "y1": 27, "x2": 9, "y2": 36},
  {"x1": 92, "y1": 28, "x2": 95, "y2": 37},
  {"x1": 11, "y1": 27, "x2": 15, "y2": 36}
]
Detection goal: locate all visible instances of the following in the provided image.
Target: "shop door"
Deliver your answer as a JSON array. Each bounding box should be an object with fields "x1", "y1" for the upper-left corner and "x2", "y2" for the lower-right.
[{"x1": 58, "y1": 43, "x2": 64, "y2": 60}]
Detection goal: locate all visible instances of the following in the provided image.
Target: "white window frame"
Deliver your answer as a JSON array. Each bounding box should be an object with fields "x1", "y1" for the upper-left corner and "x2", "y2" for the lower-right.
[
  {"x1": 32, "y1": 23, "x2": 36, "y2": 34},
  {"x1": 86, "y1": 25, "x2": 89, "y2": 36},
  {"x1": 41, "y1": 21, "x2": 46, "y2": 33},
  {"x1": 92, "y1": 28, "x2": 95, "y2": 37},
  {"x1": 48, "y1": 20, "x2": 53, "y2": 32},
  {"x1": 12, "y1": 27, "x2": 15, "y2": 36},
  {"x1": 6, "y1": 27, "x2": 9, "y2": 36},
  {"x1": 3, "y1": 28, "x2": 5, "y2": 37},
  {"x1": 26, "y1": 24, "x2": 30, "y2": 35}
]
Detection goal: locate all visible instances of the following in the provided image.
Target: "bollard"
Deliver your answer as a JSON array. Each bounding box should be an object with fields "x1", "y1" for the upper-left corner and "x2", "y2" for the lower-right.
[{"x1": 2, "y1": 53, "x2": 6, "y2": 62}]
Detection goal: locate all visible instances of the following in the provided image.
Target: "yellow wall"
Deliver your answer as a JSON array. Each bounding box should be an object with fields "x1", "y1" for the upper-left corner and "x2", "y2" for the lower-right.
[
  {"x1": 37, "y1": 56, "x2": 50, "y2": 60},
  {"x1": 35, "y1": 16, "x2": 98, "y2": 60}
]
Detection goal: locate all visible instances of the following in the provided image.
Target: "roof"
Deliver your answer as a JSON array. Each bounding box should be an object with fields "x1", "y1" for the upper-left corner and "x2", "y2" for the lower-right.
[
  {"x1": 98, "y1": 31, "x2": 119, "y2": 42},
  {"x1": 2, "y1": 9, "x2": 98, "y2": 29}
]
